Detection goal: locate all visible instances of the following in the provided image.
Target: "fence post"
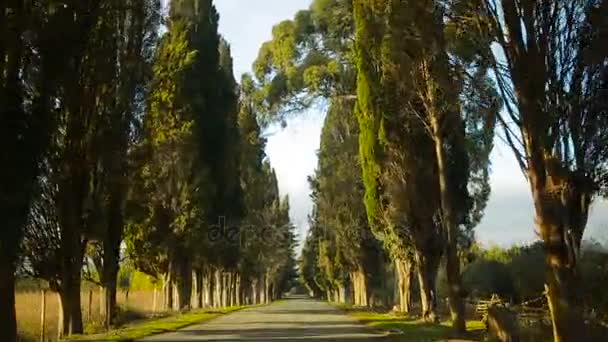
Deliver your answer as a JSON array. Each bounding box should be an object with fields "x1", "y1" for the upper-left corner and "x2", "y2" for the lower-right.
[
  {"x1": 57, "y1": 292, "x2": 62, "y2": 340},
  {"x1": 88, "y1": 289, "x2": 93, "y2": 321},
  {"x1": 153, "y1": 288, "x2": 157, "y2": 313},
  {"x1": 100, "y1": 285, "x2": 105, "y2": 317},
  {"x1": 40, "y1": 289, "x2": 46, "y2": 342}
]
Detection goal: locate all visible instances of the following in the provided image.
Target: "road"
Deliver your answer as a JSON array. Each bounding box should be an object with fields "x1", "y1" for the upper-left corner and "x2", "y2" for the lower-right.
[{"x1": 140, "y1": 296, "x2": 388, "y2": 341}]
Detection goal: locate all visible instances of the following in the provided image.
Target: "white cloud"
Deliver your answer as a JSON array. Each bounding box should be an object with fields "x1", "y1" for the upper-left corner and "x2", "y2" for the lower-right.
[{"x1": 265, "y1": 110, "x2": 324, "y2": 243}]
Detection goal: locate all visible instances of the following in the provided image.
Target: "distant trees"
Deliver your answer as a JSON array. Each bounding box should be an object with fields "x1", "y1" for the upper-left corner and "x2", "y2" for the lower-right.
[
  {"x1": 308, "y1": 99, "x2": 384, "y2": 307},
  {"x1": 463, "y1": 243, "x2": 546, "y2": 301}
]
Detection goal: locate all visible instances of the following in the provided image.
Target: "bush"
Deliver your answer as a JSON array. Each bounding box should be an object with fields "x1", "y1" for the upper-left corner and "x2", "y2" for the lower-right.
[
  {"x1": 463, "y1": 259, "x2": 515, "y2": 300},
  {"x1": 462, "y1": 242, "x2": 545, "y2": 302}
]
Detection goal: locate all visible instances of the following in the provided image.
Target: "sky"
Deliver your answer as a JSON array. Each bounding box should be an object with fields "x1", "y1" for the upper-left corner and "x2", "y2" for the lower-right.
[{"x1": 213, "y1": 0, "x2": 608, "y2": 248}]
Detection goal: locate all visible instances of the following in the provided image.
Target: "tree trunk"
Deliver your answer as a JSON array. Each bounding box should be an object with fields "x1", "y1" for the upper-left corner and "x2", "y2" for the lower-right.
[
  {"x1": 350, "y1": 272, "x2": 358, "y2": 306},
  {"x1": 172, "y1": 281, "x2": 179, "y2": 311},
  {"x1": 58, "y1": 231, "x2": 84, "y2": 337},
  {"x1": 252, "y1": 280, "x2": 258, "y2": 304},
  {"x1": 101, "y1": 238, "x2": 119, "y2": 328},
  {"x1": 430, "y1": 115, "x2": 466, "y2": 333},
  {"x1": 221, "y1": 273, "x2": 228, "y2": 308},
  {"x1": 0, "y1": 256, "x2": 17, "y2": 342},
  {"x1": 396, "y1": 259, "x2": 413, "y2": 313},
  {"x1": 529, "y1": 171, "x2": 584, "y2": 342},
  {"x1": 352, "y1": 268, "x2": 368, "y2": 307},
  {"x1": 102, "y1": 154, "x2": 126, "y2": 327},
  {"x1": 214, "y1": 269, "x2": 222, "y2": 308},
  {"x1": 337, "y1": 284, "x2": 346, "y2": 304},
  {"x1": 259, "y1": 275, "x2": 266, "y2": 304},
  {"x1": 231, "y1": 273, "x2": 237, "y2": 306},
  {"x1": 57, "y1": 224, "x2": 84, "y2": 335},
  {"x1": 228, "y1": 272, "x2": 234, "y2": 307},
  {"x1": 101, "y1": 285, "x2": 117, "y2": 328},
  {"x1": 265, "y1": 276, "x2": 271, "y2": 303},
  {"x1": 193, "y1": 269, "x2": 203, "y2": 309},
  {"x1": 204, "y1": 271, "x2": 212, "y2": 308},
  {"x1": 416, "y1": 249, "x2": 440, "y2": 322},
  {"x1": 176, "y1": 259, "x2": 192, "y2": 311},
  {"x1": 58, "y1": 274, "x2": 83, "y2": 336},
  {"x1": 163, "y1": 271, "x2": 173, "y2": 311},
  {"x1": 235, "y1": 273, "x2": 241, "y2": 306},
  {"x1": 192, "y1": 270, "x2": 198, "y2": 309}
]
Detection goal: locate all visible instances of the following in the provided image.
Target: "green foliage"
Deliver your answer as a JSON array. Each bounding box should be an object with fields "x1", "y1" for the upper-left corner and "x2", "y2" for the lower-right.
[
  {"x1": 462, "y1": 260, "x2": 514, "y2": 300},
  {"x1": 580, "y1": 242, "x2": 608, "y2": 320},
  {"x1": 252, "y1": 0, "x2": 355, "y2": 121},
  {"x1": 353, "y1": 0, "x2": 387, "y2": 234},
  {"x1": 117, "y1": 271, "x2": 132, "y2": 292},
  {"x1": 126, "y1": 16, "x2": 200, "y2": 277},
  {"x1": 462, "y1": 242, "x2": 547, "y2": 301},
  {"x1": 304, "y1": 96, "x2": 385, "y2": 297}
]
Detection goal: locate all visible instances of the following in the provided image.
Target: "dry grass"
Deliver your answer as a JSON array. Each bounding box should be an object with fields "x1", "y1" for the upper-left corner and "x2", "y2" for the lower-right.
[{"x1": 17, "y1": 289, "x2": 161, "y2": 342}]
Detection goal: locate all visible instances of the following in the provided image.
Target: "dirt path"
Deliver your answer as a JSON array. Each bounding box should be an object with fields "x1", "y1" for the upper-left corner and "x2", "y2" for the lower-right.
[{"x1": 140, "y1": 296, "x2": 388, "y2": 341}]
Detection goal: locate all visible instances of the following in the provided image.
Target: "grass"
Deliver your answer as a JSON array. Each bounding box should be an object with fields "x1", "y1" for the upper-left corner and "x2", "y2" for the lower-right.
[
  {"x1": 64, "y1": 306, "x2": 246, "y2": 342},
  {"x1": 17, "y1": 289, "x2": 166, "y2": 342},
  {"x1": 338, "y1": 306, "x2": 486, "y2": 341}
]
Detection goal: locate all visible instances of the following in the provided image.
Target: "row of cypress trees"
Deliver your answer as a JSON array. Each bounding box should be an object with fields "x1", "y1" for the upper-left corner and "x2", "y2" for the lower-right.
[
  {"x1": 1, "y1": 0, "x2": 297, "y2": 340},
  {"x1": 254, "y1": 1, "x2": 607, "y2": 341}
]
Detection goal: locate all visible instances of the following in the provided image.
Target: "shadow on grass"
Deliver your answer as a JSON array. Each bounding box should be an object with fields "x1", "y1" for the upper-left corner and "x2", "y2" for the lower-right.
[{"x1": 362, "y1": 317, "x2": 450, "y2": 341}]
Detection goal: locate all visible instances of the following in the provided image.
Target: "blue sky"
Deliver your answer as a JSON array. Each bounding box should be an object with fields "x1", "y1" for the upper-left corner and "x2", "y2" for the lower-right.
[{"x1": 213, "y1": 0, "x2": 607, "y2": 247}]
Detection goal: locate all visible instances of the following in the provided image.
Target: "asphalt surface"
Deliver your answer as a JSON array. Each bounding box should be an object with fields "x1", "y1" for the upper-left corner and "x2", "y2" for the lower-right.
[{"x1": 140, "y1": 296, "x2": 388, "y2": 341}]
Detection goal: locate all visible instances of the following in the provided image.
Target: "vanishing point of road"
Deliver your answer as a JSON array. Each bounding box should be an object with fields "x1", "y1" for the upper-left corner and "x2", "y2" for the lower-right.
[{"x1": 140, "y1": 296, "x2": 388, "y2": 341}]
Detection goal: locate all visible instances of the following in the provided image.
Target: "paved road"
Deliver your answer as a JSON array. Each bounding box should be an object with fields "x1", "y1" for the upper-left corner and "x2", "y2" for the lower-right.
[{"x1": 141, "y1": 296, "x2": 388, "y2": 341}]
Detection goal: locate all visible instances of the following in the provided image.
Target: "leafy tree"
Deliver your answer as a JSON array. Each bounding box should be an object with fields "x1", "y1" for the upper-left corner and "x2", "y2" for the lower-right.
[
  {"x1": 464, "y1": 1, "x2": 608, "y2": 339},
  {"x1": 126, "y1": 14, "x2": 200, "y2": 310},
  {"x1": 0, "y1": 0, "x2": 104, "y2": 338},
  {"x1": 353, "y1": 0, "x2": 497, "y2": 331},
  {"x1": 85, "y1": 0, "x2": 162, "y2": 327}
]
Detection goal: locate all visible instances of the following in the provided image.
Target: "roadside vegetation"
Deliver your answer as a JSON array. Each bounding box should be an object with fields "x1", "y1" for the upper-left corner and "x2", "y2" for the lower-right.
[{"x1": 65, "y1": 306, "x2": 245, "y2": 342}]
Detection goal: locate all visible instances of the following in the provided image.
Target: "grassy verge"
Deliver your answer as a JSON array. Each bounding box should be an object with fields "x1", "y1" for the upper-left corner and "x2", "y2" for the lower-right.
[
  {"x1": 65, "y1": 306, "x2": 247, "y2": 342},
  {"x1": 335, "y1": 304, "x2": 486, "y2": 341}
]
